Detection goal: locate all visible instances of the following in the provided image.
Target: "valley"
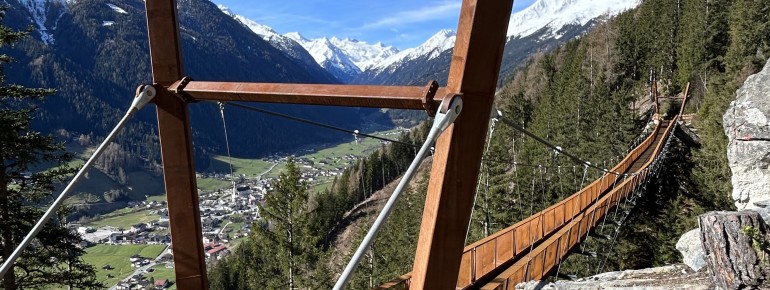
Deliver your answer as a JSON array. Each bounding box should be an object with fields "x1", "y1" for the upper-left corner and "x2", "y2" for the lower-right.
[{"x1": 72, "y1": 128, "x2": 407, "y2": 289}]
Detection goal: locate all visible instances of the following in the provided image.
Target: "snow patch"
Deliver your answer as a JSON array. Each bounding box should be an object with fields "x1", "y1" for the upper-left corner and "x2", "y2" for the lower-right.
[
  {"x1": 18, "y1": 0, "x2": 69, "y2": 45},
  {"x1": 106, "y1": 3, "x2": 128, "y2": 14}
]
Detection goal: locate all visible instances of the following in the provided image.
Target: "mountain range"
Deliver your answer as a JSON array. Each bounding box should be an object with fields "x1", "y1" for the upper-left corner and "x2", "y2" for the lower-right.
[
  {"x1": 218, "y1": 0, "x2": 639, "y2": 86},
  {"x1": 3, "y1": 0, "x2": 640, "y2": 208}
]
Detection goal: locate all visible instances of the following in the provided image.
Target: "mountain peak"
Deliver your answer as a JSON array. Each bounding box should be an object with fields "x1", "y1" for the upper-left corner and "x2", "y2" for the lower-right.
[
  {"x1": 284, "y1": 32, "x2": 307, "y2": 42},
  {"x1": 507, "y1": 0, "x2": 639, "y2": 37},
  {"x1": 371, "y1": 29, "x2": 456, "y2": 72}
]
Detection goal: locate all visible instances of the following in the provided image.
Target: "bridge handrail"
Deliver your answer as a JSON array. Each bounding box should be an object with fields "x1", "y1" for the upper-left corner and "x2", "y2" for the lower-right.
[
  {"x1": 453, "y1": 118, "x2": 663, "y2": 288},
  {"x1": 376, "y1": 119, "x2": 665, "y2": 290},
  {"x1": 478, "y1": 114, "x2": 680, "y2": 290},
  {"x1": 377, "y1": 82, "x2": 690, "y2": 290}
]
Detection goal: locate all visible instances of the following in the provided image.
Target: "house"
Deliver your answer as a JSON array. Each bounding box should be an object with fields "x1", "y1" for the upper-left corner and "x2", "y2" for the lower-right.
[
  {"x1": 109, "y1": 233, "x2": 124, "y2": 244},
  {"x1": 154, "y1": 279, "x2": 170, "y2": 289},
  {"x1": 205, "y1": 245, "x2": 229, "y2": 260},
  {"x1": 202, "y1": 233, "x2": 220, "y2": 244},
  {"x1": 131, "y1": 223, "x2": 147, "y2": 232}
]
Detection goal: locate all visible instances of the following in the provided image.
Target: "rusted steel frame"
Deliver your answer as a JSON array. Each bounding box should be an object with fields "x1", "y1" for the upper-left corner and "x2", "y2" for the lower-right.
[
  {"x1": 146, "y1": 1, "x2": 208, "y2": 289},
  {"x1": 168, "y1": 80, "x2": 447, "y2": 114},
  {"x1": 409, "y1": 0, "x2": 514, "y2": 289},
  {"x1": 476, "y1": 120, "x2": 679, "y2": 290}
]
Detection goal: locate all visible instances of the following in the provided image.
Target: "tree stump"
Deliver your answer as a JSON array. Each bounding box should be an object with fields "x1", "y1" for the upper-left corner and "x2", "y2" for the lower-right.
[{"x1": 699, "y1": 211, "x2": 768, "y2": 290}]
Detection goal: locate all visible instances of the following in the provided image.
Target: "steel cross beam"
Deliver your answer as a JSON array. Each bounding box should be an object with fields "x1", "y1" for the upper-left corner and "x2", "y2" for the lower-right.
[
  {"x1": 146, "y1": 0, "x2": 512, "y2": 289},
  {"x1": 169, "y1": 80, "x2": 447, "y2": 115}
]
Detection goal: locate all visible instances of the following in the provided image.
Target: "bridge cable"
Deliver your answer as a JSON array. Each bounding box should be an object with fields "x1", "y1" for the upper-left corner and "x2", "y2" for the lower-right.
[
  {"x1": 218, "y1": 101, "x2": 420, "y2": 149},
  {"x1": 0, "y1": 85, "x2": 157, "y2": 278},
  {"x1": 596, "y1": 123, "x2": 677, "y2": 273},
  {"x1": 333, "y1": 96, "x2": 463, "y2": 290},
  {"x1": 218, "y1": 102, "x2": 238, "y2": 201},
  {"x1": 466, "y1": 116, "x2": 498, "y2": 243},
  {"x1": 492, "y1": 109, "x2": 627, "y2": 177}
]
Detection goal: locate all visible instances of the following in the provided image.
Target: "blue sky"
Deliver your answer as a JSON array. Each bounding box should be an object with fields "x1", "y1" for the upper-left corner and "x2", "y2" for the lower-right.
[{"x1": 214, "y1": 0, "x2": 537, "y2": 49}]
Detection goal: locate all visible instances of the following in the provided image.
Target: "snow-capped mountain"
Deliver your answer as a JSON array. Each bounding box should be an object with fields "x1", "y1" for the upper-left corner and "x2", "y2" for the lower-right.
[
  {"x1": 16, "y1": 0, "x2": 69, "y2": 44},
  {"x1": 217, "y1": 5, "x2": 320, "y2": 69},
  {"x1": 285, "y1": 33, "x2": 399, "y2": 82},
  {"x1": 217, "y1": 4, "x2": 398, "y2": 82},
  {"x1": 507, "y1": 0, "x2": 639, "y2": 38},
  {"x1": 370, "y1": 29, "x2": 456, "y2": 74},
  {"x1": 356, "y1": 0, "x2": 639, "y2": 86},
  {"x1": 284, "y1": 33, "x2": 362, "y2": 82}
]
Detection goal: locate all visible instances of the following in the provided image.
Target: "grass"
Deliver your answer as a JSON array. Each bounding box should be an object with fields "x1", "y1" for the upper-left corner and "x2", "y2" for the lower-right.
[
  {"x1": 82, "y1": 244, "x2": 166, "y2": 288},
  {"x1": 84, "y1": 207, "x2": 160, "y2": 229},
  {"x1": 146, "y1": 194, "x2": 167, "y2": 202},
  {"x1": 196, "y1": 177, "x2": 232, "y2": 192},
  {"x1": 146, "y1": 265, "x2": 178, "y2": 290},
  {"x1": 208, "y1": 155, "x2": 276, "y2": 177}
]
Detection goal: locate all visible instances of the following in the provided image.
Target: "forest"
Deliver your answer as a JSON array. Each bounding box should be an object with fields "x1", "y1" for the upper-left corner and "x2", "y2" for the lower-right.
[{"x1": 207, "y1": 0, "x2": 770, "y2": 288}]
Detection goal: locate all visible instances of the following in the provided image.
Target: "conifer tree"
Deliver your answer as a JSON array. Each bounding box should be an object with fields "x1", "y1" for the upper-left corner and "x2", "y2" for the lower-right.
[{"x1": 0, "y1": 9, "x2": 101, "y2": 290}]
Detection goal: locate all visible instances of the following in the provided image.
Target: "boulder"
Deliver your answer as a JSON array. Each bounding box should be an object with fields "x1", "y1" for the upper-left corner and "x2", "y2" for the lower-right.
[
  {"x1": 676, "y1": 228, "x2": 705, "y2": 271},
  {"x1": 723, "y1": 58, "x2": 770, "y2": 210},
  {"x1": 514, "y1": 265, "x2": 711, "y2": 290}
]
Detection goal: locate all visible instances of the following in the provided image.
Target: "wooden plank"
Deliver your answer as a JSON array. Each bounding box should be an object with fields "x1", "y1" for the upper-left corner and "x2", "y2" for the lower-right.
[
  {"x1": 410, "y1": 0, "x2": 514, "y2": 288},
  {"x1": 145, "y1": 1, "x2": 208, "y2": 289},
  {"x1": 496, "y1": 231, "x2": 514, "y2": 264},
  {"x1": 477, "y1": 241, "x2": 497, "y2": 280},
  {"x1": 514, "y1": 224, "x2": 529, "y2": 256},
  {"x1": 457, "y1": 251, "x2": 474, "y2": 286}
]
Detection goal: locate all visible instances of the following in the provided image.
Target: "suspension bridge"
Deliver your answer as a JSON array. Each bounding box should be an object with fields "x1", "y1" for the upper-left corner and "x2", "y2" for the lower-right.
[{"x1": 0, "y1": 0, "x2": 691, "y2": 289}]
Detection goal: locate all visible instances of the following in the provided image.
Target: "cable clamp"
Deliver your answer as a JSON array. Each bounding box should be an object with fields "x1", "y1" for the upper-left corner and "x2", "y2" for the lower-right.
[
  {"x1": 131, "y1": 85, "x2": 157, "y2": 113},
  {"x1": 431, "y1": 94, "x2": 463, "y2": 134}
]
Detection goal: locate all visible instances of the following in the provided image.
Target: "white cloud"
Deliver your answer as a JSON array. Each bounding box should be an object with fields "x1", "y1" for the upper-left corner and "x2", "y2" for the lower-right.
[{"x1": 364, "y1": 1, "x2": 461, "y2": 29}]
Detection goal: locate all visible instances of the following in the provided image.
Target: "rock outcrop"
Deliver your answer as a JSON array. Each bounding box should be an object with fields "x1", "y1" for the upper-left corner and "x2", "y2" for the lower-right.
[
  {"x1": 676, "y1": 228, "x2": 705, "y2": 271},
  {"x1": 724, "y1": 58, "x2": 770, "y2": 211},
  {"x1": 515, "y1": 264, "x2": 711, "y2": 290}
]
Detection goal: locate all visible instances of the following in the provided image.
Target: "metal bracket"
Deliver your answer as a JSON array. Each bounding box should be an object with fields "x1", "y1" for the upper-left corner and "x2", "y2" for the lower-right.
[
  {"x1": 433, "y1": 94, "x2": 463, "y2": 133},
  {"x1": 168, "y1": 76, "x2": 196, "y2": 103},
  {"x1": 422, "y1": 80, "x2": 439, "y2": 117},
  {"x1": 131, "y1": 85, "x2": 157, "y2": 113}
]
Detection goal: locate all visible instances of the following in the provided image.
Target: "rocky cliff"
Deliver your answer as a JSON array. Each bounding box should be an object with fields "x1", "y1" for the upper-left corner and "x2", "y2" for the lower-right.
[{"x1": 723, "y1": 58, "x2": 770, "y2": 211}]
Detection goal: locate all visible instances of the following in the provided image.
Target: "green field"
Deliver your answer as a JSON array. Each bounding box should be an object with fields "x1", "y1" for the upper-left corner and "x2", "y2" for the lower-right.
[
  {"x1": 209, "y1": 155, "x2": 276, "y2": 177},
  {"x1": 196, "y1": 177, "x2": 233, "y2": 192},
  {"x1": 193, "y1": 129, "x2": 401, "y2": 194},
  {"x1": 84, "y1": 207, "x2": 160, "y2": 229},
  {"x1": 146, "y1": 265, "x2": 178, "y2": 290},
  {"x1": 82, "y1": 244, "x2": 167, "y2": 288}
]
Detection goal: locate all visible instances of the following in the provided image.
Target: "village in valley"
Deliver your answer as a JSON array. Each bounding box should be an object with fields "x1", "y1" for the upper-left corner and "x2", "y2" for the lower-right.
[{"x1": 73, "y1": 129, "x2": 407, "y2": 289}]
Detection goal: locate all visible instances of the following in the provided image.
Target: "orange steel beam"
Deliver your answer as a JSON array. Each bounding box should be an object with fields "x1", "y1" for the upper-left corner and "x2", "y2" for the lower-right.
[
  {"x1": 169, "y1": 80, "x2": 448, "y2": 113},
  {"x1": 146, "y1": 1, "x2": 208, "y2": 289},
  {"x1": 410, "y1": 0, "x2": 514, "y2": 289}
]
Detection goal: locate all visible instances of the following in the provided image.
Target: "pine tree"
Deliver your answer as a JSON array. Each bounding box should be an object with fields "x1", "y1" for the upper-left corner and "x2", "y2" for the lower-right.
[
  {"x1": 252, "y1": 158, "x2": 328, "y2": 289},
  {"x1": 0, "y1": 9, "x2": 101, "y2": 290}
]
